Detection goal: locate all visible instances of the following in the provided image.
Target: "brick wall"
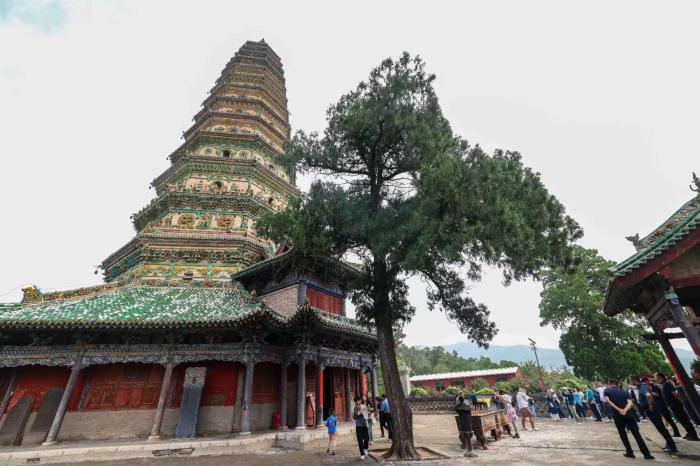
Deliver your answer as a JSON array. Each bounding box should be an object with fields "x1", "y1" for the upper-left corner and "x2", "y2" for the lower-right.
[
  {"x1": 260, "y1": 285, "x2": 298, "y2": 316},
  {"x1": 56, "y1": 405, "x2": 236, "y2": 441}
]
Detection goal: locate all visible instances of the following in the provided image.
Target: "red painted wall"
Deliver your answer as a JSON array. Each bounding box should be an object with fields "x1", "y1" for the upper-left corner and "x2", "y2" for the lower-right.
[
  {"x1": 172, "y1": 362, "x2": 238, "y2": 407},
  {"x1": 411, "y1": 371, "x2": 520, "y2": 391},
  {"x1": 306, "y1": 287, "x2": 343, "y2": 316},
  {"x1": 7, "y1": 366, "x2": 71, "y2": 412}
]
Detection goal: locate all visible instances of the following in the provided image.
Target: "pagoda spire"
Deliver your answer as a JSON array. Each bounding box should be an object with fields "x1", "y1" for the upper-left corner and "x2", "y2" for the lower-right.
[{"x1": 102, "y1": 40, "x2": 297, "y2": 286}]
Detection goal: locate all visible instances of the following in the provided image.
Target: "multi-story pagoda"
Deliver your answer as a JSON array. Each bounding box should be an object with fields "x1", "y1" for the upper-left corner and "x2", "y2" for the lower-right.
[
  {"x1": 0, "y1": 41, "x2": 377, "y2": 448},
  {"x1": 103, "y1": 39, "x2": 297, "y2": 285}
]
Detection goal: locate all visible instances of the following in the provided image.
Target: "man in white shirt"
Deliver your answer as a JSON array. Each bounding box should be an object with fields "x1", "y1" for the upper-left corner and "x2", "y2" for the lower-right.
[
  {"x1": 516, "y1": 388, "x2": 538, "y2": 431},
  {"x1": 598, "y1": 384, "x2": 612, "y2": 421}
]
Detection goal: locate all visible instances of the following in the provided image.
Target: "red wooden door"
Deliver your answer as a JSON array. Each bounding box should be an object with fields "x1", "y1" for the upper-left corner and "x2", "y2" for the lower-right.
[
  {"x1": 85, "y1": 364, "x2": 162, "y2": 410},
  {"x1": 333, "y1": 368, "x2": 345, "y2": 420}
]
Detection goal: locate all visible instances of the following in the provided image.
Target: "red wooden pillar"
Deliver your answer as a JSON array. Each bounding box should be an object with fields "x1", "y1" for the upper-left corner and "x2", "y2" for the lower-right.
[
  {"x1": 361, "y1": 370, "x2": 367, "y2": 396},
  {"x1": 316, "y1": 365, "x2": 324, "y2": 427}
]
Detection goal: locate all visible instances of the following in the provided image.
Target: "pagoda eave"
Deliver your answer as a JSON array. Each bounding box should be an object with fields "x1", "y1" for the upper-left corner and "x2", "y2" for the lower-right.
[
  {"x1": 194, "y1": 96, "x2": 291, "y2": 130},
  {"x1": 186, "y1": 110, "x2": 290, "y2": 142},
  {"x1": 170, "y1": 131, "x2": 284, "y2": 162},
  {"x1": 152, "y1": 157, "x2": 297, "y2": 196},
  {"x1": 132, "y1": 191, "x2": 276, "y2": 232}
]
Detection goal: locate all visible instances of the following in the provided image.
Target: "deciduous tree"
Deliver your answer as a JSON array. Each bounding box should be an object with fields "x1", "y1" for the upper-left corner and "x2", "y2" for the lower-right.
[{"x1": 539, "y1": 246, "x2": 671, "y2": 380}]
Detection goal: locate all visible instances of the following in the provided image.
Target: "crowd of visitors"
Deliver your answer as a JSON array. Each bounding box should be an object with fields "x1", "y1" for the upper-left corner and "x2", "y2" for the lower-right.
[
  {"x1": 326, "y1": 367, "x2": 700, "y2": 461},
  {"x1": 490, "y1": 371, "x2": 700, "y2": 460}
]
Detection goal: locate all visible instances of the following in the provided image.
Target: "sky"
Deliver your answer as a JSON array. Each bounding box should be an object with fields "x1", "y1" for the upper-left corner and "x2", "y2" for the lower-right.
[{"x1": 0, "y1": 0, "x2": 698, "y2": 351}]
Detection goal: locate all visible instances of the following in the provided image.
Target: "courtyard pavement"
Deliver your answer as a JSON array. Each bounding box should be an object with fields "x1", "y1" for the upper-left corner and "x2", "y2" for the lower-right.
[{"x1": 5, "y1": 414, "x2": 700, "y2": 465}]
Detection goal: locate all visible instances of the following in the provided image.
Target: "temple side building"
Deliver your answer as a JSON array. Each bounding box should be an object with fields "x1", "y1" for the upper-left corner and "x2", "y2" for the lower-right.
[
  {"x1": 0, "y1": 40, "x2": 378, "y2": 448},
  {"x1": 604, "y1": 174, "x2": 700, "y2": 421}
]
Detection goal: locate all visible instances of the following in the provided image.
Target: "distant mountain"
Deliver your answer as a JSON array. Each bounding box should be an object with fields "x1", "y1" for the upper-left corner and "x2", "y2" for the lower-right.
[{"x1": 442, "y1": 341, "x2": 697, "y2": 372}]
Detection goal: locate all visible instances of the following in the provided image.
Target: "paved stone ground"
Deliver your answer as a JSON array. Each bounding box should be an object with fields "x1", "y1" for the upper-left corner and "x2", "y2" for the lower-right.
[{"x1": 49, "y1": 415, "x2": 700, "y2": 465}]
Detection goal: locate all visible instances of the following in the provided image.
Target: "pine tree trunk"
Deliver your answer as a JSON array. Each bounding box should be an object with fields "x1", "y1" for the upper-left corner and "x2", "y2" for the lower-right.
[{"x1": 375, "y1": 314, "x2": 420, "y2": 459}]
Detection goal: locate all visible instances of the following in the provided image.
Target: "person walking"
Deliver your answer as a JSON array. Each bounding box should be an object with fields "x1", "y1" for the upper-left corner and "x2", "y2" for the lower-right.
[
  {"x1": 672, "y1": 376, "x2": 700, "y2": 426},
  {"x1": 516, "y1": 388, "x2": 538, "y2": 431},
  {"x1": 363, "y1": 394, "x2": 376, "y2": 445},
  {"x1": 379, "y1": 394, "x2": 393, "y2": 441},
  {"x1": 564, "y1": 388, "x2": 581, "y2": 422},
  {"x1": 656, "y1": 372, "x2": 699, "y2": 440},
  {"x1": 604, "y1": 379, "x2": 654, "y2": 460},
  {"x1": 585, "y1": 385, "x2": 602, "y2": 421},
  {"x1": 650, "y1": 380, "x2": 682, "y2": 438},
  {"x1": 546, "y1": 389, "x2": 562, "y2": 421},
  {"x1": 573, "y1": 388, "x2": 586, "y2": 419},
  {"x1": 325, "y1": 408, "x2": 337, "y2": 456},
  {"x1": 629, "y1": 380, "x2": 646, "y2": 422},
  {"x1": 375, "y1": 396, "x2": 386, "y2": 438},
  {"x1": 632, "y1": 376, "x2": 677, "y2": 453},
  {"x1": 353, "y1": 397, "x2": 370, "y2": 460},
  {"x1": 598, "y1": 383, "x2": 612, "y2": 422},
  {"x1": 528, "y1": 396, "x2": 537, "y2": 418}
]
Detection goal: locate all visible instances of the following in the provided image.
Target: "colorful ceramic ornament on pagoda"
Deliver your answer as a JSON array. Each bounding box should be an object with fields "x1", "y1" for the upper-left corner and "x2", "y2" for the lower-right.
[{"x1": 102, "y1": 39, "x2": 298, "y2": 285}]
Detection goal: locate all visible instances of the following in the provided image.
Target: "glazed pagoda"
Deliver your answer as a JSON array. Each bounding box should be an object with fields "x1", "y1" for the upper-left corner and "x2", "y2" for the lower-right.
[{"x1": 0, "y1": 40, "x2": 377, "y2": 447}]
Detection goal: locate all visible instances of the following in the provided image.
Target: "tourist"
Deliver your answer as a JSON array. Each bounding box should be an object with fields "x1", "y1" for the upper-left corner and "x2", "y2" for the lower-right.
[
  {"x1": 628, "y1": 379, "x2": 646, "y2": 422},
  {"x1": 528, "y1": 396, "x2": 538, "y2": 418},
  {"x1": 656, "y1": 372, "x2": 699, "y2": 440},
  {"x1": 633, "y1": 376, "x2": 677, "y2": 453},
  {"x1": 585, "y1": 384, "x2": 602, "y2": 421},
  {"x1": 604, "y1": 379, "x2": 654, "y2": 460},
  {"x1": 516, "y1": 388, "x2": 538, "y2": 431},
  {"x1": 671, "y1": 376, "x2": 700, "y2": 427},
  {"x1": 325, "y1": 408, "x2": 337, "y2": 456},
  {"x1": 573, "y1": 388, "x2": 586, "y2": 420},
  {"x1": 379, "y1": 394, "x2": 394, "y2": 441},
  {"x1": 353, "y1": 396, "x2": 370, "y2": 460},
  {"x1": 598, "y1": 383, "x2": 612, "y2": 422},
  {"x1": 546, "y1": 389, "x2": 562, "y2": 421},
  {"x1": 375, "y1": 396, "x2": 386, "y2": 437},
  {"x1": 507, "y1": 397, "x2": 521, "y2": 438},
  {"x1": 564, "y1": 388, "x2": 581, "y2": 422},
  {"x1": 650, "y1": 379, "x2": 682, "y2": 437},
  {"x1": 363, "y1": 394, "x2": 376, "y2": 444}
]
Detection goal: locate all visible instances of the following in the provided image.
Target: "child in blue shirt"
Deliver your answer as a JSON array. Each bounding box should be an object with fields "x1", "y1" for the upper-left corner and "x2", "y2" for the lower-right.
[{"x1": 325, "y1": 408, "x2": 337, "y2": 456}]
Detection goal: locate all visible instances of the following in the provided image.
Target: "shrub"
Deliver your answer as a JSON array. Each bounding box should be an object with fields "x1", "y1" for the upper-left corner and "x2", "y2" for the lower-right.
[
  {"x1": 410, "y1": 386, "x2": 429, "y2": 397},
  {"x1": 442, "y1": 386, "x2": 463, "y2": 396},
  {"x1": 469, "y1": 378, "x2": 489, "y2": 392}
]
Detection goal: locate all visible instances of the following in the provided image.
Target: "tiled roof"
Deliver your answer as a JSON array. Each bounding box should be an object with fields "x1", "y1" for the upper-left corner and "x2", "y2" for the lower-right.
[
  {"x1": 610, "y1": 195, "x2": 700, "y2": 279},
  {"x1": 231, "y1": 248, "x2": 362, "y2": 281},
  {"x1": 0, "y1": 284, "x2": 279, "y2": 329},
  {"x1": 0, "y1": 284, "x2": 373, "y2": 339},
  {"x1": 409, "y1": 367, "x2": 519, "y2": 382}
]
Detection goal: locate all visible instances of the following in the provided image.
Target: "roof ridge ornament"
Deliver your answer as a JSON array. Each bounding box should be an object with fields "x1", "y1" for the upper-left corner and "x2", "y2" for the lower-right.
[
  {"x1": 691, "y1": 172, "x2": 700, "y2": 195},
  {"x1": 625, "y1": 233, "x2": 644, "y2": 251}
]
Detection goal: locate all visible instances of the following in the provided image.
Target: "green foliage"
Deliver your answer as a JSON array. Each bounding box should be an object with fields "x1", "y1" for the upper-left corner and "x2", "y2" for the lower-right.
[
  {"x1": 258, "y1": 52, "x2": 582, "y2": 346},
  {"x1": 555, "y1": 377, "x2": 585, "y2": 391},
  {"x1": 469, "y1": 378, "x2": 489, "y2": 392},
  {"x1": 475, "y1": 387, "x2": 493, "y2": 394},
  {"x1": 257, "y1": 52, "x2": 581, "y2": 457},
  {"x1": 397, "y1": 344, "x2": 517, "y2": 375},
  {"x1": 442, "y1": 386, "x2": 463, "y2": 396},
  {"x1": 538, "y1": 246, "x2": 671, "y2": 380},
  {"x1": 409, "y1": 386, "x2": 429, "y2": 397}
]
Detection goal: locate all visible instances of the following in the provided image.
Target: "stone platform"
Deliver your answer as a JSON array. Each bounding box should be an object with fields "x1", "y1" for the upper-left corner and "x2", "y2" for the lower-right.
[
  {"x1": 2, "y1": 415, "x2": 700, "y2": 465},
  {"x1": 0, "y1": 423, "x2": 347, "y2": 465}
]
